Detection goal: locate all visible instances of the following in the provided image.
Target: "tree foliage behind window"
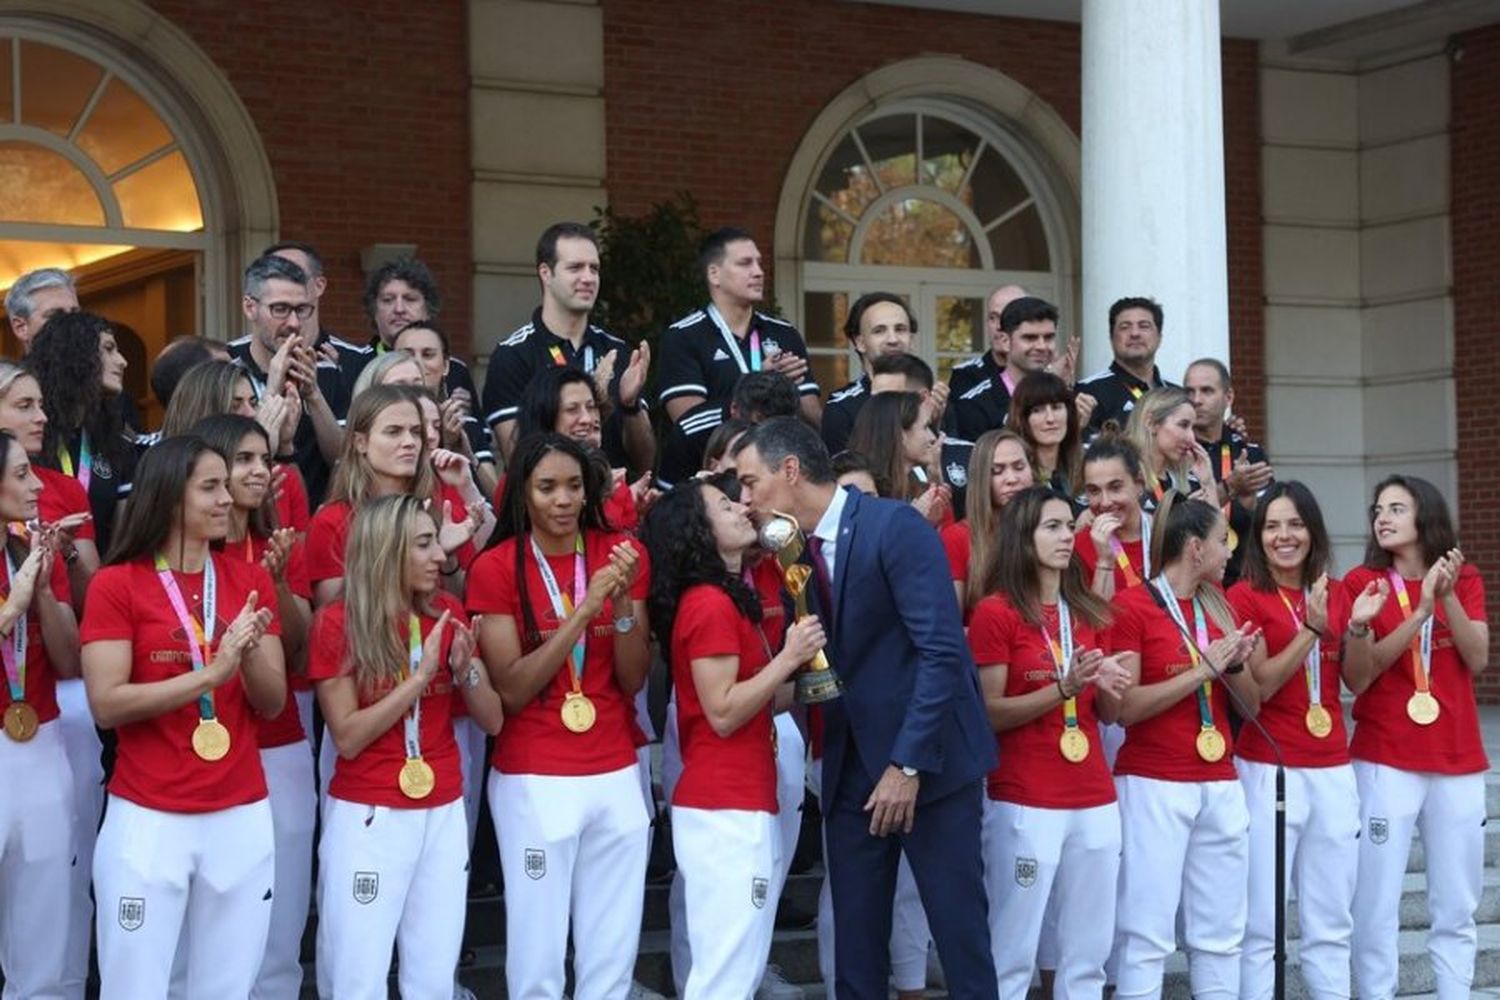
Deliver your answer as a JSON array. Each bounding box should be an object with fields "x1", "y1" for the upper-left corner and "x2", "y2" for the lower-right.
[{"x1": 592, "y1": 193, "x2": 707, "y2": 356}]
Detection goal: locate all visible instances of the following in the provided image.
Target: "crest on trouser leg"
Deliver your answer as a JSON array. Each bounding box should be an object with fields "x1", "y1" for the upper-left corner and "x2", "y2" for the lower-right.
[
  {"x1": 1015, "y1": 857, "x2": 1038, "y2": 888},
  {"x1": 353, "y1": 871, "x2": 379, "y2": 904},
  {"x1": 751, "y1": 877, "x2": 769, "y2": 909},
  {"x1": 525, "y1": 848, "x2": 547, "y2": 879},
  {"x1": 118, "y1": 897, "x2": 144, "y2": 931}
]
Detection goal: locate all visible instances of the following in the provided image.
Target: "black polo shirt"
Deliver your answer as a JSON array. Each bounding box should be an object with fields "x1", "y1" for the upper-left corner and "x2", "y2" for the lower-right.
[
  {"x1": 911, "y1": 437, "x2": 974, "y2": 521},
  {"x1": 227, "y1": 337, "x2": 349, "y2": 506},
  {"x1": 1077, "y1": 360, "x2": 1173, "y2": 433},
  {"x1": 949, "y1": 372, "x2": 1014, "y2": 442},
  {"x1": 654, "y1": 401, "x2": 728, "y2": 489},
  {"x1": 821, "y1": 377, "x2": 870, "y2": 455},
  {"x1": 319, "y1": 329, "x2": 373, "y2": 419},
  {"x1": 947, "y1": 352, "x2": 1002, "y2": 402},
  {"x1": 1200, "y1": 427, "x2": 1271, "y2": 586},
  {"x1": 481, "y1": 309, "x2": 634, "y2": 468},
  {"x1": 655, "y1": 305, "x2": 818, "y2": 413}
]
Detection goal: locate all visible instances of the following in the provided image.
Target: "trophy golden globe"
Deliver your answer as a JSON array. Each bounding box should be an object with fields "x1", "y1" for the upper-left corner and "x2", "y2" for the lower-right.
[{"x1": 759, "y1": 510, "x2": 844, "y2": 704}]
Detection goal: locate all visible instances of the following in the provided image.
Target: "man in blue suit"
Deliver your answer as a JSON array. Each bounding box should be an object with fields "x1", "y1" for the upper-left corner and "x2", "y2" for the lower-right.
[{"x1": 733, "y1": 417, "x2": 998, "y2": 1000}]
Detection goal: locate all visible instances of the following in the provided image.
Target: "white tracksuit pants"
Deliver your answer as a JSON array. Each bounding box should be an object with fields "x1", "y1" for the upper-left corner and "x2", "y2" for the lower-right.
[
  {"x1": 1112, "y1": 775, "x2": 1248, "y2": 1000},
  {"x1": 451, "y1": 715, "x2": 487, "y2": 850},
  {"x1": 982, "y1": 797, "x2": 1121, "y2": 999},
  {"x1": 1352, "y1": 761, "x2": 1485, "y2": 1000},
  {"x1": 55, "y1": 679, "x2": 101, "y2": 1000},
  {"x1": 1236, "y1": 759, "x2": 1359, "y2": 1000},
  {"x1": 490, "y1": 764, "x2": 650, "y2": 1000},
  {"x1": 0, "y1": 721, "x2": 75, "y2": 999},
  {"x1": 316, "y1": 796, "x2": 468, "y2": 1000},
  {"x1": 252, "y1": 742, "x2": 316, "y2": 1000},
  {"x1": 94, "y1": 795, "x2": 274, "y2": 1000}
]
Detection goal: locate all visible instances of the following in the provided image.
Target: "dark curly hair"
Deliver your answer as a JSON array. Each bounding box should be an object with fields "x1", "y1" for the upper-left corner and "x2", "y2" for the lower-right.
[
  {"x1": 28, "y1": 310, "x2": 130, "y2": 478},
  {"x1": 640, "y1": 478, "x2": 760, "y2": 667},
  {"x1": 492, "y1": 433, "x2": 610, "y2": 650}
]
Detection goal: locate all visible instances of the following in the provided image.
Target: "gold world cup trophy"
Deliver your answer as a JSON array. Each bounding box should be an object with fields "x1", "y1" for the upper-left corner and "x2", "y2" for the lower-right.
[{"x1": 758, "y1": 510, "x2": 844, "y2": 704}]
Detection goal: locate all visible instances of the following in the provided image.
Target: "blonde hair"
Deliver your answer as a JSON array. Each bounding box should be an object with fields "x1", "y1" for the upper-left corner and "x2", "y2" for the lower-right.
[
  {"x1": 351, "y1": 348, "x2": 422, "y2": 401},
  {"x1": 964, "y1": 428, "x2": 1035, "y2": 613},
  {"x1": 1124, "y1": 386, "x2": 1194, "y2": 494},
  {"x1": 326, "y1": 384, "x2": 435, "y2": 507},
  {"x1": 342, "y1": 494, "x2": 439, "y2": 691},
  {"x1": 0, "y1": 360, "x2": 34, "y2": 402},
  {"x1": 1148, "y1": 490, "x2": 1236, "y2": 635},
  {"x1": 161, "y1": 361, "x2": 248, "y2": 436}
]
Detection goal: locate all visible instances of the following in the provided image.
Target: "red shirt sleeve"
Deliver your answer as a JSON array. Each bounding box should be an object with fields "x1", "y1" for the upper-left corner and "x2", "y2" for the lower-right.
[
  {"x1": 968, "y1": 596, "x2": 1016, "y2": 665},
  {"x1": 1106, "y1": 590, "x2": 1144, "y2": 655},
  {"x1": 941, "y1": 522, "x2": 969, "y2": 583},
  {"x1": 1456, "y1": 563, "x2": 1487, "y2": 621},
  {"x1": 305, "y1": 504, "x2": 348, "y2": 585},
  {"x1": 275, "y1": 463, "x2": 311, "y2": 533},
  {"x1": 465, "y1": 543, "x2": 518, "y2": 616},
  {"x1": 627, "y1": 535, "x2": 650, "y2": 600},
  {"x1": 306, "y1": 604, "x2": 349, "y2": 682},
  {"x1": 677, "y1": 588, "x2": 742, "y2": 662},
  {"x1": 80, "y1": 565, "x2": 135, "y2": 643}
]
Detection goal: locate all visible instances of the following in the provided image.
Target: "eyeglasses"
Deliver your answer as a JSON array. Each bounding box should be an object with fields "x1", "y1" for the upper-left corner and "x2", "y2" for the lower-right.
[{"x1": 251, "y1": 297, "x2": 314, "y2": 320}]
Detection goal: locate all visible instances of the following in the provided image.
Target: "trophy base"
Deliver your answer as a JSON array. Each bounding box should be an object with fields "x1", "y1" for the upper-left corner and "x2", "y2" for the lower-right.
[{"x1": 796, "y1": 668, "x2": 844, "y2": 705}]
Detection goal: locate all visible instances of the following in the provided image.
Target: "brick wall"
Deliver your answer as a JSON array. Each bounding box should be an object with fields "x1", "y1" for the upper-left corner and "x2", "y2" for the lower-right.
[
  {"x1": 146, "y1": 0, "x2": 472, "y2": 356},
  {"x1": 599, "y1": 0, "x2": 1265, "y2": 432},
  {"x1": 1451, "y1": 23, "x2": 1500, "y2": 700}
]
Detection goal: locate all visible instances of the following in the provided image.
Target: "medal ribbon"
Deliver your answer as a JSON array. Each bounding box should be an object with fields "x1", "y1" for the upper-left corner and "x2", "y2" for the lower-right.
[
  {"x1": 1219, "y1": 443, "x2": 1235, "y2": 524},
  {"x1": 707, "y1": 304, "x2": 761, "y2": 373},
  {"x1": 400, "y1": 613, "x2": 423, "y2": 761},
  {"x1": 1, "y1": 551, "x2": 28, "y2": 706},
  {"x1": 1041, "y1": 598, "x2": 1079, "y2": 733},
  {"x1": 154, "y1": 553, "x2": 218, "y2": 722},
  {"x1": 58, "y1": 432, "x2": 92, "y2": 493},
  {"x1": 531, "y1": 534, "x2": 587, "y2": 696},
  {"x1": 1277, "y1": 589, "x2": 1322, "y2": 711},
  {"x1": 1107, "y1": 514, "x2": 1150, "y2": 587},
  {"x1": 1386, "y1": 569, "x2": 1434, "y2": 698},
  {"x1": 1151, "y1": 576, "x2": 1216, "y2": 734},
  {"x1": 1128, "y1": 384, "x2": 1145, "y2": 401}
]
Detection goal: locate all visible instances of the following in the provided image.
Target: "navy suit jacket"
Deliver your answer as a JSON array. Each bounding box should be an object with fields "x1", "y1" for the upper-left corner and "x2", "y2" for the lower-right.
[{"x1": 811, "y1": 487, "x2": 996, "y2": 805}]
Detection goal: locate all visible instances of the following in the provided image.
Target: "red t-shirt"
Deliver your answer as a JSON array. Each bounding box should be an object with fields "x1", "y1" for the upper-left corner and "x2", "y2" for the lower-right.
[
  {"x1": 274, "y1": 462, "x2": 310, "y2": 534},
  {"x1": 1228, "y1": 580, "x2": 1351, "y2": 767},
  {"x1": 1109, "y1": 583, "x2": 1238, "y2": 782},
  {"x1": 466, "y1": 530, "x2": 649, "y2": 776},
  {"x1": 80, "y1": 554, "x2": 281, "y2": 812},
  {"x1": 671, "y1": 583, "x2": 777, "y2": 812},
  {"x1": 941, "y1": 520, "x2": 970, "y2": 584},
  {"x1": 968, "y1": 593, "x2": 1116, "y2": 808},
  {"x1": 0, "y1": 543, "x2": 74, "y2": 726},
  {"x1": 1075, "y1": 528, "x2": 1147, "y2": 592},
  {"x1": 220, "y1": 532, "x2": 311, "y2": 748},
  {"x1": 36, "y1": 466, "x2": 95, "y2": 541},
  {"x1": 1343, "y1": 564, "x2": 1489, "y2": 775},
  {"x1": 305, "y1": 500, "x2": 352, "y2": 586},
  {"x1": 307, "y1": 592, "x2": 464, "y2": 808}
]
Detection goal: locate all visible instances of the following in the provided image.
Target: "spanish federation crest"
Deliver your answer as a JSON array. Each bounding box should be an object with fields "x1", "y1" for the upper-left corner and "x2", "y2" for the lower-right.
[
  {"x1": 946, "y1": 461, "x2": 967, "y2": 487},
  {"x1": 353, "y1": 871, "x2": 379, "y2": 904},
  {"x1": 118, "y1": 896, "x2": 144, "y2": 931},
  {"x1": 1369, "y1": 817, "x2": 1389, "y2": 845},
  {"x1": 525, "y1": 848, "x2": 547, "y2": 880},
  {"x1": 1014, "y1": 857, "x2": 1038, "y2": 888},
  {"x1": 751, "y1": 877, "x2": 769, "y2": 909}
]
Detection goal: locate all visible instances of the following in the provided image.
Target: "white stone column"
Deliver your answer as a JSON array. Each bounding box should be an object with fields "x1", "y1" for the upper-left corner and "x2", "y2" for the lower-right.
[{"x1": 1080, "y1": 0, "x2": 1230, "y2": 383}]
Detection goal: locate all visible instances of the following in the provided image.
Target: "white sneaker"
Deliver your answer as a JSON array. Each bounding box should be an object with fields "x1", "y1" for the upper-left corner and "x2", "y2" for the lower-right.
[
  {"x1": 755, "y1": 963, "x2": 804, "y2": 999},
  {"x1": 627, "y1": 980, "x2": 667, "y2": 1000}
]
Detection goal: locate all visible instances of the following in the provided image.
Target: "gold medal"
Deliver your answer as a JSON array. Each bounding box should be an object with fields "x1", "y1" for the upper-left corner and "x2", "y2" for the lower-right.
[
  {"x1": 2, "y1": 701, "x2": 37, "y2": 742},
  {"x1": 399, "y1": 757, "x2": 436, "y2": 799},
  {"x1": 560, "y1": 692, "x2": 597, "y2": 733},
  {"x1": 1059, "y1": 728, "x2": 1090, "y2": 763},
  {"x1": 191, "y1": 718, "x2": 231, "y2": 761},
  {"x1": 1196, "y1": 726, "x2": 1226, "y2": 763},
  {"x1": 1407, "y1": 691, "x2": 1440, "y2": 726},
  {"x1": 1305, "y1": 704, "x2": 1334, "y2": 739}
]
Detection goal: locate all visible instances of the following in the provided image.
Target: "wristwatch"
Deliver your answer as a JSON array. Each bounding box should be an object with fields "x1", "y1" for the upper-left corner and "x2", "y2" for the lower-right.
[
  {"x1": 613, "y1": 615, "x2": 637, "y2": 634},
  {"x1": 896, "y1": 764, "x2": 918, "y2": 778},
  {"x1": 1347, "y1": 621, "x2": 1372, "y2": 639},
  {"x1": 456, "y1": 663, "x2": 482, "y2": 690}
]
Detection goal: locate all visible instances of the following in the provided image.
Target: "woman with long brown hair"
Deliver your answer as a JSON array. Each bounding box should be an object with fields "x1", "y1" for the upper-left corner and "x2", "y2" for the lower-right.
[
  {"x1": 846, "y1": 390, "x2": 950, "y2": 527},
  {"x1": 944, "y1": 428, "x2": 1034, "y2": 614},
  {"x1": 1009, "y1": 372, "x2": 1084, "y2": 499}
]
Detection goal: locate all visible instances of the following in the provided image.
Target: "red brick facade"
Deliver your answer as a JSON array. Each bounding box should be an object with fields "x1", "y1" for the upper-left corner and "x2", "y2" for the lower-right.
[
  {"x1": 144, "y1": 0, "x2": 473, "y2": 354},
  {"x1": 1452, "y1": 23, "x2": 1500, "y2": 700},
  {"x1": 599, "y1": 0, "x2": 1265, "y2": 433}
]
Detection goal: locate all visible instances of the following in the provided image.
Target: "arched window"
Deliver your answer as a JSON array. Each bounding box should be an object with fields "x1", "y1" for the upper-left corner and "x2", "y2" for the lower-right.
[
  {"x1": 0, "y1": 35, "x2": 206, "y2": 289},
  {"x1": 795, "y1": 101, "x2": 1067, "y2": 393}
]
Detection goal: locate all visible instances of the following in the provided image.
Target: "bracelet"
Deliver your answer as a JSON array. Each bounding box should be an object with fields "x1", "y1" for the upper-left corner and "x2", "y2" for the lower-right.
[
  {"x1": 1347, "y1": 621, "x2": 1372, "y2": 639},
  {"x1": 1302, "y1": 621, "x2": 1324, "y2": 639}
]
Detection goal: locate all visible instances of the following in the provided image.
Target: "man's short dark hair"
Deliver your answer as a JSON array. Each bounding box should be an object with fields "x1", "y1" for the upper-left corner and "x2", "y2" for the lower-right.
[
  {"x1": 698, "y1": 227, "x2": 756, "y2": 277},
  {"x1": 832, "y1": 449, "x2": 876, "y2": 481},
  {"x1": 1108, "y1": 296, "x2": 1163, "y2": 332},
  {"x1": 243, "y1": 254, "x2": 308, "y2": 298},
  {"x1": 730, "y1": 370, "x2": 799, "y2": 423},
  {"x1": 733, "y1": 415, "x2": 834, "y2": 485},
  {"x1": 999, "y1": 296, "x2": 1059, "y2": 335},
  {"x1": 844, "y1": 292, "x2": 917, "y2": 341},
  {"x1": 1186, "y1": 357, "x2": 1231, "y2": 391},
  {"x1": 363, "y1": 257, "x2": 441, "y2": 320},
  {"x1": 869, "y1": 352, "x2": 934, "y2": 391},
  {"x1": 536, "y1": 222, "x2": 599, "y2": 270},
  {"x1": 150, "y1": 337, "x2": 220, "y2": 409},
  {"x1": 262, "y1": 241, "x2": 324, "y2": 279}
]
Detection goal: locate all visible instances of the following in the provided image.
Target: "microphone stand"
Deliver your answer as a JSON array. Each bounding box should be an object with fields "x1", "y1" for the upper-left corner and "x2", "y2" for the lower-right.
[{"x1": 1148, "y1": 585, "x2": 1288, "y2": 999}]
